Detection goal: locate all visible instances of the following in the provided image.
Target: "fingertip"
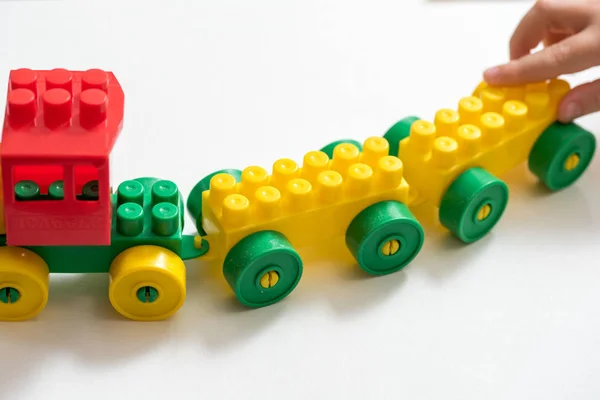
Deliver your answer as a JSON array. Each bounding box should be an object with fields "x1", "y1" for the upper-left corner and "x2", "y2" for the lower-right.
[{"x1": 483, "y1": 66, "x2": 503, "y2": 84}]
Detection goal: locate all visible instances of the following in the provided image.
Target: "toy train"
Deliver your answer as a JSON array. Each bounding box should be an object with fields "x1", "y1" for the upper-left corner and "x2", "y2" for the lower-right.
[{"x1": 0, "y1": 68, "x2": 595, "y2": 321}]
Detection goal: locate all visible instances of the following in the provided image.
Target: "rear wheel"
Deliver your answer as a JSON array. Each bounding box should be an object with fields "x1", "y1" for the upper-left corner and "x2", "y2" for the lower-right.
[
  {"x1": 223, "y1": 231, "x2": 303, "y2": 308},
  {"x1": 109, "y1": 245, "x2": 186, "y2": 321},
  {"x1": 439, "y1": 167, "x2": 509, "y2": 243},
  {"x1": 0, "y1": 247, "x2": 49, "y2": 321},
  {"x1": 187, "y1": 169, "x2": 242, "y2": 235},
  {"x1": 346, "y1": 200, "x2": 424, "y2": 275},
  {"x1": 528, "y1": 122, "x2": 596, "y2": 191}
]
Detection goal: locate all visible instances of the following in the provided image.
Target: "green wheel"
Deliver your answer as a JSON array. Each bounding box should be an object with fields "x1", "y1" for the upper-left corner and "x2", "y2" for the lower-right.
[
  {"x1": 223, "y1": 231, "x2": 303, "y2": 308},
  {"x1": 187, "y1": 169, "x2": 242, "y2": 236},
  {"x1": 346, "y1": 200, "x2": 424, "y2": 275},
  {"x1": 528, "y1": 122, "x2": 596, "y2": 191},
  {"x1": 383, "y1": 116, "x2": 419, "y2": 157},
  {"x1": 320, "y1": 139, "x2": 363, "y2": 158},
  {"x1": 439, "y1": 167, "x2": 509, "y2": 243}
]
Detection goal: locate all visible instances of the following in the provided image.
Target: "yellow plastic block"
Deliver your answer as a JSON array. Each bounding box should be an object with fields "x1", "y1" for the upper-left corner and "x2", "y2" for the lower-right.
[
  {"x1": 398, "y1": 78, "x2": 570, "y2": 206},
  {"x1": 201, "y1": 139, "x2": 411, "y2": 256}
]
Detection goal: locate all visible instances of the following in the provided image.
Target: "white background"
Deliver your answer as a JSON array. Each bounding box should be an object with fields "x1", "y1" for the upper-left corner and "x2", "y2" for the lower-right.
[{"x1": 1, "y1": 0, "x2": 600, "y2": 399}]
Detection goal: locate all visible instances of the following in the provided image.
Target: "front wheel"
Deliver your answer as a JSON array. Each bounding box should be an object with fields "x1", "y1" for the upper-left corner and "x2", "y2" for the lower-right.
[
  {"x1": 223, "y1": 231, "x2": 303, "y2": 308},
  {"x1": 109, "y1": 245, "x2": 186, "y2": 321},
  {"x1": 439, "y1": 167, "x2": 509, "y2": 243},
  {"x1": 528, "y1": 122, "x2": 596, "y2": 191},
  {"x1": 346, "y1": 200, "x2": 424, "y2": 275}
]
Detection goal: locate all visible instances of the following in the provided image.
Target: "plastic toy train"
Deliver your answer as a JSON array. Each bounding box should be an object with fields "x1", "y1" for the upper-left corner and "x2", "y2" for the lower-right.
[{"x1": 0, "y1": 68, "x2": 595, "y2": 321}]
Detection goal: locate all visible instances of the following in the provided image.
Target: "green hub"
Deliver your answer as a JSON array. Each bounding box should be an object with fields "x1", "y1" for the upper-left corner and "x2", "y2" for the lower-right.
[
  {"x1": 439, "y1": 167, "x2": 509, "y2": 243},
  {"x1": 187, "y1": 169, "x2": 242, "y2": 236},
  {"x1": 528, "y1": 122, "x2": 596, "y2": 191},
  {"x1": 320, "y1": 139, "x2": 363, "y2": 158},
  {"x1": 382, "y1": 116, "x2": 420, "y2": 157},
  {"x1": 0, "y1": 287, "x2": 20, "y2": 304},
  {"x1": 346, "y1": 200, "x2": 424, "y2": 275},
  {"x1": 223, "y1": 230, "x2": 303, "y2": 308},
  {"x1": 136, "y1": 286, "x2": 159, "y2": 303}
]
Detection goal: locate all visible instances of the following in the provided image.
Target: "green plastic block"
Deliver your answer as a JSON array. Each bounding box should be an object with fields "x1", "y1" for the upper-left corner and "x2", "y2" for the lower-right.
[
  {"x1": 346, "y1": 200, "x2": 424, "y2": 275},
  {"x1": 382, "y1": 116, "x2": 420, "y2": 157},
  {"x1": 187, "y1": 169, "x2": 242, "y2": 236},
  {"x1": 528, "y1": 121, "x2": 596, "y2": 191},
  {"x1": 439, "y1": 167, "x2": 509, "y2": 243},
  {"x1": 320, "y1": 139, "x2": 363, "y2": 159},
  {"x1": 223, "y1": 230, "x2": 303, "y2": 308}
]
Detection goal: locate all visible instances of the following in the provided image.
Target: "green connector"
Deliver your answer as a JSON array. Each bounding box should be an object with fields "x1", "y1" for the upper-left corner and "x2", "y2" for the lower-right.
[
  {"x1": 136, "y1": 286, "x2": 159, "y2": 303},
  {"x1": 0, "y1": 287, "x2": 20, "y2": 304},
  {"x1": 15, "y1": 180, "x2": 40, "y2": 201},
  {"x1": 49, "y1": 180, "x2": 64, "y2": 199}
]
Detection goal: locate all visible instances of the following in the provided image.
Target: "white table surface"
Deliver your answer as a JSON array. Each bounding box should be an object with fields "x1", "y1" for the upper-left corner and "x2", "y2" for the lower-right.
[{"x1": 1, "y1": 0, "x2": 600, "y2": 399}]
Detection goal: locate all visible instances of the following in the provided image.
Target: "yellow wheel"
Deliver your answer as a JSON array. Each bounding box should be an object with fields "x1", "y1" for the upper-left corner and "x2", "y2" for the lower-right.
[
  {"x1": 0, "y1": 247, "x2": 49, "y2": 321},
  {"x1": 109, "y1": 245, "x2": 186, "y2": 321}
]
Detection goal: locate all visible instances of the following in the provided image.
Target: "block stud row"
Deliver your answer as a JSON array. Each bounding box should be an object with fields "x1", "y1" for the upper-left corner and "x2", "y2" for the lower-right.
[
  {"x1": 401, "y1": 79, "x2": 571, "y2": 169},
  {"x1": 115, "y1": 180, "x2": 180, "y2": 237},
  {"x1": 207, "y1": 137, "x2": 405, "y2": 227},
  {"x1": 7, "y1": 68, "x2": 110, "y2": 129}
]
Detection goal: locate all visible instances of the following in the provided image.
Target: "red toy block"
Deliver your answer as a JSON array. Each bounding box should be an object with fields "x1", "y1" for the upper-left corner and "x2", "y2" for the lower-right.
[{"x1": 1, "y1": 68, "x2": 125, "y2": 246}]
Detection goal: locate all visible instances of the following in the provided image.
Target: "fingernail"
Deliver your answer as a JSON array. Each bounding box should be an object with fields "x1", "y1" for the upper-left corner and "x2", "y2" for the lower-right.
[
  {"x1": 563, "y1": 102, "x2": 582, "y2": 121},
  {"x1": 483, "y1": 67, "x2": 501, "y2": 83}
]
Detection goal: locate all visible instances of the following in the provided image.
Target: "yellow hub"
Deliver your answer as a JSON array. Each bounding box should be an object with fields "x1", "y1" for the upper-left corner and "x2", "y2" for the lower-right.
[
  {"x1": 259, "y1": 270, "x2": 279, "y2": 288},
  {"x1": 477, "y1": 204, "x2": 492, "y2": 221},
  {"x1": 564, "y1": 153, "x2": 580, "y2": 171},
  {"x1": 381, "y1": 239, "x2": 401, "y2": 256}
]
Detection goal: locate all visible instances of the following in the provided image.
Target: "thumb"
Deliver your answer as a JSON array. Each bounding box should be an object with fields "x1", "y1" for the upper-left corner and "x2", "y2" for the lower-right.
[{"x1": 558, "y1": 79, "x2": 600, "y2": 123}]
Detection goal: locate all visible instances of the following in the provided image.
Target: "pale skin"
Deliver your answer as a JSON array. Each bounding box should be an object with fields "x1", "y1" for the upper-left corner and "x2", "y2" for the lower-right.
[{"x1": 483, "y1": 0, "x2": 600, "y2": 123}]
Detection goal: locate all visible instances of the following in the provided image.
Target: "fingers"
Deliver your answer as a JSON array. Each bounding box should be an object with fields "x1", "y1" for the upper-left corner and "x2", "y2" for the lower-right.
[
  {"x1": 484, "y1": 28, "x2": 599, "y2": 86},
  {"x1": 557, "y1": 79, "x2": 600, "y2": 122},
  {"x1": 509, "y1": 0, "x2": 591, "y2": 60}
]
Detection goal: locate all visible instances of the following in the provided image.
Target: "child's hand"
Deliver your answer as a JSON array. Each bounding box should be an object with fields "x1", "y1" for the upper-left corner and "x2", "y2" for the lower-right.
[{"x1": 484, "y1": 0, "x2": 600, "y2": 122}]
